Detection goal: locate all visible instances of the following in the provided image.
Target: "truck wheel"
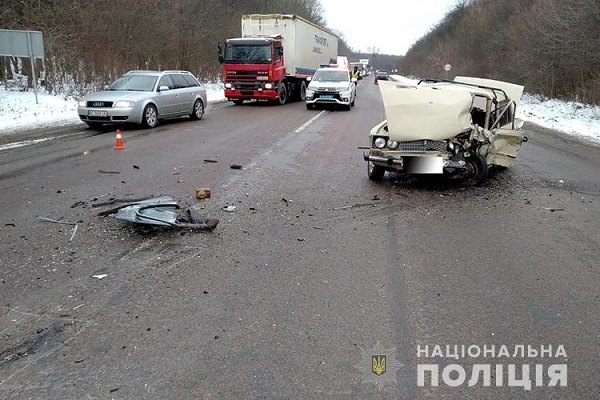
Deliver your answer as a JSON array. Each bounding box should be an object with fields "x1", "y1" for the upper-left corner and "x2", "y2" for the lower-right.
[
  {"x1": 142, "y1": 104, "x2": 158, "y2": 128},
  {"x1": 232, "y1": 100, "x2": 244, "y2": 105},
  {"x1": 276, "y1": 83, "x2": 287, "y2": 105},
  {"x1": 298, "y1": 81, "x2": 307, "y2": 101},
  {"x1": 367, "y1": 161, "x2": 385, "y2": 181}
]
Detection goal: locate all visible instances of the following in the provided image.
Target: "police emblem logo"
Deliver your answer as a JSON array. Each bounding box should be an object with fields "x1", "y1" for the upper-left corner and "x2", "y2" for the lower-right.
[
  {"x1": 356, "y1": 341, "x2": 403, "y2": 390},
  {"x1": 372, "y1": 355, "x2": 386, "y2": 376}
]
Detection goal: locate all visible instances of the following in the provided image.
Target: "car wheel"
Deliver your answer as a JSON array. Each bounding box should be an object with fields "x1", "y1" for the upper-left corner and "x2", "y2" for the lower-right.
[
  {"x1": 351, "y1": 98, "x2": 355, "y2": 107},
  {"x1": 276, "y1": 83, "x2": 287, "y2": 105},
  {"x1": 298, "y1": 80, "x2": 307, "y2": 101},
  {"x1": 142, "y1": 104, "x2": 158, "y2": 128},
  {"x1": 464, "y1": 154, "x2": 488, "y2": 185},
  {"x1": 232, "y1": 99, "x2": 244, "y2": 105},
  {"x1": 306, "y1": 103, "x2": 314, "y2": 110},
  {"x1": 190, "y1": 99, "x2": 204, "y2": 120},
  {"x1": 367, "y1": 160, "x2": 385, "y2": 181},
  {"x1": 85, "y1": 122, "x2": 103, "y2": 129}
]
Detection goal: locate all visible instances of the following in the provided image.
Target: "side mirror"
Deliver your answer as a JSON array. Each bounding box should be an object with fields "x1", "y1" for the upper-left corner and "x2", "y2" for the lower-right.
[
  {"x1": 306, "y1": 76, "x2": 312, "y2": 82},
  {"x1": 278, "y1": 47, "x2": 284, "y2": 56},
  {"x1": 159, "y1": 85, "x2": 170, "y2": 92}
]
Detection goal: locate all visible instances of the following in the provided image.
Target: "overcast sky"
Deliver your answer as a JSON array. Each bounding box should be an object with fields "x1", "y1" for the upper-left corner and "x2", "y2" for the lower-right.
[{"x1": 320, "y1": 0, "x2": 459, "y2": 56}]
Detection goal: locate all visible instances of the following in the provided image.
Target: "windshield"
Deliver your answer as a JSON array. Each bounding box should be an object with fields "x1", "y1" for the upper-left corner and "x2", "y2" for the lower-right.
[
  {"x1": 106, "y1": 75, "x2": 158, "y2": 91},
  {"x1": 312, "y1": 70, "x2": 349, "y2": 82},
  {"x1": 224, "y1": 45, "x2": 272, "y2": 64}
]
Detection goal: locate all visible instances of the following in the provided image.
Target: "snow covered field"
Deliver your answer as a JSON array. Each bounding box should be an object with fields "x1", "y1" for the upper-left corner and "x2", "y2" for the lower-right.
[{"x1": 1, "y1": 81, "x2": 598, "y2": 146}]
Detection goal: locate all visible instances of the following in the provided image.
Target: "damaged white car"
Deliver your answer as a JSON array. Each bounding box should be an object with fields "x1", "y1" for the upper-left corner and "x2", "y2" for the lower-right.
[{"x1": 364, "y1": 77, "x2": 527, "y2": 184}]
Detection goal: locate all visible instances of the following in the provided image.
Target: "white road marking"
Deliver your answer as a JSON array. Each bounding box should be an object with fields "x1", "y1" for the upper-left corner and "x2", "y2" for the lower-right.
[
  {"x1": 295, "y1": 110, "x2": 325, "y2": 133},
  {"x1": 0, "y1": 133, "x2": 75, "y2": 152}
]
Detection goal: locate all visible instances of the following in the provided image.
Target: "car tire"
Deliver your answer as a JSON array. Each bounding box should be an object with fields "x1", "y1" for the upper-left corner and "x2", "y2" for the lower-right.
[
  {"x1": 306, "y1": 103, "x2": 314, "y2": 110},
  {"x1": 367, "y1": 160, "x2": 385, "y2": 181},
  {"x1": 464, "y1": 154, "x2": 488, "y2": 185},
  {"x1": 276, "y1": 83, "x2": 287, "y2": 105},
  {"x1": 232, "y1": 99, "x2": 244, "y2": 105},
  {"x1": 190, "y1": 99, "x2": 204, "y2": 120},
  {"x1": 142, "y1": 104, "x2": 158, "y2": 128},
  {"x1": 351, "y1": 98, "x2": 355, "y2": 107}
]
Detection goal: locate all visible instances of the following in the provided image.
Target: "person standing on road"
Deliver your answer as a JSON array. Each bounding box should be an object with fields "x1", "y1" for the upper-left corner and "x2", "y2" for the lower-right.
[{"x1": 352, "y1": 66, "x2": 360, "y2": 97}]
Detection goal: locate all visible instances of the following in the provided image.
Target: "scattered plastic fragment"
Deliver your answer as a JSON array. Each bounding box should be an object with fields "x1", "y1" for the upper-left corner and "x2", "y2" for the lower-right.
[
  {"x1": 92, "y1": 274, "x2": 107, "y2": 279},
  {"x1": 223, "y1": 205, "x2": 237, "y2": 212}
]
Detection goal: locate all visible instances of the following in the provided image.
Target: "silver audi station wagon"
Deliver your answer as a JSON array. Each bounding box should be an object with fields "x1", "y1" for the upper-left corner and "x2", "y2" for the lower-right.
[{"x1": 78, "y1": 70, "x2": 207, "y2": 129}]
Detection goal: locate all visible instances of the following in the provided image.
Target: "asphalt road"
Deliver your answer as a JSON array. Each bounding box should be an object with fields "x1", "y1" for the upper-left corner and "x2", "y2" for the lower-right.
[{"x1": 0, "y1": 77, "x2": 599, "y2": 399}]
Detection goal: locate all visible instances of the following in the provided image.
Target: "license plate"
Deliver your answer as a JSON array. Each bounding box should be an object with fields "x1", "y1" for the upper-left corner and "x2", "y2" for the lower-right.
[
  {"x1": 404, "y1": 156, "x2": 443, "y2": 174},
  {"x1": 88, "y1": 110, "x2": 107, "y2": 117},
  {"x1": 320, "y1": 95, "x2": 333, "y2": 99}
]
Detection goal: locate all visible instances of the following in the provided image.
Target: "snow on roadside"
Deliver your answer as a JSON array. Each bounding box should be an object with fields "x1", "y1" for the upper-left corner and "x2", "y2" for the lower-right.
[
  {"x1": 519, "y1": 94, "x2": 600, "y2": 146},
  {"x1": 0, "y1": 83, "x2": 226, "y2": 135},
  {"x1": 0, "y1": 89, "x2": 80, "y2": 132}
]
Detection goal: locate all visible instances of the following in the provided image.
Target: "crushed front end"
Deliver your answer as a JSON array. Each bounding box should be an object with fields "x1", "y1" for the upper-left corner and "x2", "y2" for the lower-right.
[{"x1": 364, "y1": 79, "x2": 526, "y2": 184}]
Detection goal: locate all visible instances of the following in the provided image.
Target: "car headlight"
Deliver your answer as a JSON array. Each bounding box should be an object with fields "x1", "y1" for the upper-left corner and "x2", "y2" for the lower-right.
[
  {"x1": 306, "y1": 89, "x2": 314, "y2": 97},
  {"x1": 114, "y1": 100, "x2": 135, "y2": 108},
  {"x1": 78, "y1": 100, "x2": 87, "y2": 107},
  {"x1": 387, "y1": 141, "x2": 399, "y2": 150},
  {"x1": 264, "y1": 83, "x2": 273, "y2": 89},
  {"x1": 374, "y1": 137, "x2": 387, "y2": 149},
  {"x1": 225, "y1": 83, "x2": 232, "y2": 89}
]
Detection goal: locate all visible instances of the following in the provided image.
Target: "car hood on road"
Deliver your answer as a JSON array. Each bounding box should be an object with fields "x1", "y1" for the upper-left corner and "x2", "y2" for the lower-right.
[
  {"x1": 378, "y1": 80, "x2": 473, "y2": 141},
  {"x1": 378, "y1": 77, "x2": 524, "y2": 142}
]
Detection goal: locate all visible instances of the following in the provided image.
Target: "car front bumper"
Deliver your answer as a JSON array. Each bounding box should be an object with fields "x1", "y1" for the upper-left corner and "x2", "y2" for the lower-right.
[
  {"x1": 364, "y1": 151, "x2": 466, "y2": 174},
  {"x1": 225, "y1": 87, "x2": 279, "y2": 101},
  {"x1": 77, "y1": 107, "x2": 141, "y2": 125}
]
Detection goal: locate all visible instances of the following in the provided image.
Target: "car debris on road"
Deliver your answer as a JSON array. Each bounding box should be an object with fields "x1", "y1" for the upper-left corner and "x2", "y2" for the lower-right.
[{"x1": 97, "y1": 196, "x2": 219, "y2": 231}]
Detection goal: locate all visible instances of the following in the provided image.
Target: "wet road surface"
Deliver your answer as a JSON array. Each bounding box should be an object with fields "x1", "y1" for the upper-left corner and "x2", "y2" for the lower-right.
[{"x1": 1, "y1": 78, "x2": 599, "y2": 399}]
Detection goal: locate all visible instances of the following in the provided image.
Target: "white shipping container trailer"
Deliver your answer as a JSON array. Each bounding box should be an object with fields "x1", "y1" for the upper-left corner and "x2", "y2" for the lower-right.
[{"x1": 241, "y1": 14, "x2": 339, "y2": 78}]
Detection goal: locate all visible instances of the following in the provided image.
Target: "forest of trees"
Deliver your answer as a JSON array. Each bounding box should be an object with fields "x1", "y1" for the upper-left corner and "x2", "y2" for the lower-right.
[
  {"x1": 399, "y1": 0, "x2": 600, "y2": 104},
  {"x1": 1, "y1": 0, "x2": 598, "y2": 104},
  {"x1": 0, "y1": 0, "x2": 330, "y2": 93}
]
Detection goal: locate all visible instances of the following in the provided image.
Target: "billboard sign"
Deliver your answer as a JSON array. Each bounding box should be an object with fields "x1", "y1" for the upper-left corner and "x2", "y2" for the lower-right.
[{"x1": 0, "y1": 29, "x2": 44, "y2": 59}]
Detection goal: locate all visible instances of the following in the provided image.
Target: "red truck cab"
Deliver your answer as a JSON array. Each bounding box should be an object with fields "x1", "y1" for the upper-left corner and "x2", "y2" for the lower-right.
[{"x1": 219, "y1": 37, "x2": 289, "y2": 105}]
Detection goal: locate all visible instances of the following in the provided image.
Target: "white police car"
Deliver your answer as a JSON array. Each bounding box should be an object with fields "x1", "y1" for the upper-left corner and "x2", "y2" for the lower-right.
[{"x1": 305, "y1": 65, "x2": 357, "y2": 110}]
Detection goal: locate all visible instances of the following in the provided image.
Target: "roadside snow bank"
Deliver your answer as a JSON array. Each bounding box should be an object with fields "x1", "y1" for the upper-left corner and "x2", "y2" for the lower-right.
[{"x1": 519, "y1": 94, "x2": 600, "y2": 145}]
